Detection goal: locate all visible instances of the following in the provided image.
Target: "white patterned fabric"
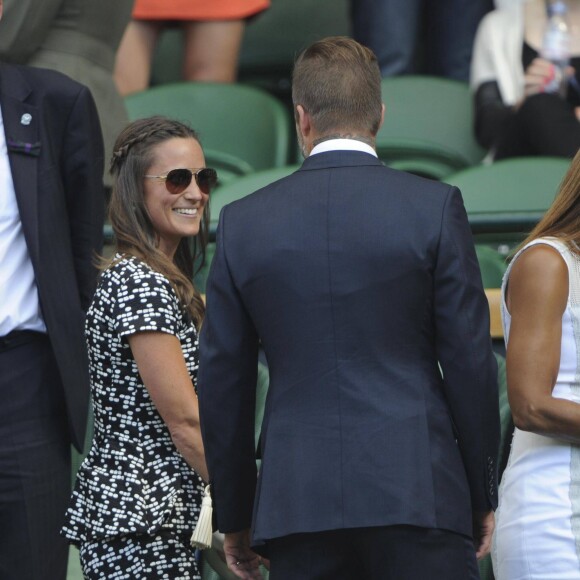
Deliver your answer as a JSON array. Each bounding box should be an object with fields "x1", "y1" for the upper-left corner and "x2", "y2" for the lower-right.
[
  {"x1": 493, "y1": 237, "x2": 580, "y2": 579},
  {"x1": 61, "y1": 254, "x2": 204, "y2": 574},
  {"x1": 79, "y1": 527, "x2": 199, "y2": 579}
]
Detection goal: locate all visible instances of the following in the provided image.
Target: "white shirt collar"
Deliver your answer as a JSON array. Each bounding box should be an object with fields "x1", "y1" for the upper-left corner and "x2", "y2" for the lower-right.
[{"x1": 309, "y1": 138, "x2": 378, "y2": 158}]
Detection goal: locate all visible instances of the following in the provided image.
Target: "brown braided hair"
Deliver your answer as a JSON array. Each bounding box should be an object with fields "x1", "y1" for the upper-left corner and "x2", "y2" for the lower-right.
[{"x1": 106, "y1": 116, "x2": 208, "y2": 328}]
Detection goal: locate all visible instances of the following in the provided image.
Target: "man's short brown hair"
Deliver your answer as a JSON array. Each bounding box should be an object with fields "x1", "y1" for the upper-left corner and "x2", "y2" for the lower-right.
[{"x1": 292, "y1": 36, "x2": 383, "y2": 136}]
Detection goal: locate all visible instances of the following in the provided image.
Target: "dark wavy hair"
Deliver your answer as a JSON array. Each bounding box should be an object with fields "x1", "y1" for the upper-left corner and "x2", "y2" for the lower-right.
[{"x1": 107, "y1": 116, "x2": 208, "y2": 328}]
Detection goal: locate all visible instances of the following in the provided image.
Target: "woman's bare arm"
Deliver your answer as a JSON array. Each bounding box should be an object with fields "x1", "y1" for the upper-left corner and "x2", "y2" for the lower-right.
[
  {"x1": 506, "y1": 244, "x2": 580, "y2": 442},
  {"x1": 128, "y1": 331, "x2": 209, "y2": 482}
]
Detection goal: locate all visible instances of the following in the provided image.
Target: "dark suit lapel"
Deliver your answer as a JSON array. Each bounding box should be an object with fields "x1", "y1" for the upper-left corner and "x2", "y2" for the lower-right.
[{"x1": 0, "y1": 64, "x2": 40, "y2": 263}]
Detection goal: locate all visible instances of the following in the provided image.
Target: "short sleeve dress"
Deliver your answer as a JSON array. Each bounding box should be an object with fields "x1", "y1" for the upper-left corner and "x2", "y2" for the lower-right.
[{"x1": 61, "y1": 255, "x2": 204, "y2": 573}]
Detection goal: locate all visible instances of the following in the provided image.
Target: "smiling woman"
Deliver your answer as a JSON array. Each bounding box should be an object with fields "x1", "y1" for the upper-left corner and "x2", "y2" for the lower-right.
[
  {"x1": 142, "y1": 136, "x2": 211, "y2": 257},
  {"x1": 60, "y1": 117, "x2": 217, "y2": 579}
]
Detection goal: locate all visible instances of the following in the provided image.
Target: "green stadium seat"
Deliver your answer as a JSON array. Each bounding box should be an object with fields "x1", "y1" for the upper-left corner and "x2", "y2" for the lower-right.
[
  {"x1": 208, "y1": 165, "x2": 300, "y2": 236},
  {"x1": 67, "y1": 546, "x2": 83, "y2": 580},
  {"x1": 150, "y1": 0, "x2": 350, "y2": 101},
  {"x1": 125, "y1": 82, "x2": 292, "y2": 172},
  {"x1": 377, "y1": 76, "x2": 486, "y2": 179},
  {"x1": 448, "y1": 156, "x2": 570, "y2": 237},
  {"x1": 476, "y1": 245, "x2": 507, "y2": 289}
]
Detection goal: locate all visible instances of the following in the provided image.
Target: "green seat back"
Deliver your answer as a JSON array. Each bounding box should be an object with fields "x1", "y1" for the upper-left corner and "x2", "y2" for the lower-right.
[
  {"x1": 125, "y1": 82, "x2": 291, "y2": 171},
  {"x1": 208, "y1": 165, "x2": 300, "y2": 235},
  {"x1": 238, "y1": 0, "x2": 349, "y2": 85},
  {"x1": 496, "y1": 353, "x2": 511, "y2": 473},
  {"x1": 67, "y1": 546, "x2": 84, "y2": 580},
  {"x1": 194, "y1": 242, "x2": 216, "y2": 294},
  {"x1": 151, "y1": 0, "x2": 350, "y2": 94},
  {"x1": 377, "y1": 76, "x2": 486, "y2": 179},
  {"x1": 448, "y1": 156, "x2": 570, "y2": 235},
  {"x1": 475, "y1": 245, "x2": 507, "y2": 289},
  {"x1": 255, "y1": 362, "x2": 270, "y2": 451},
  {"x1": 203, "y1": 149, "x2": 255, "y2": 188}
]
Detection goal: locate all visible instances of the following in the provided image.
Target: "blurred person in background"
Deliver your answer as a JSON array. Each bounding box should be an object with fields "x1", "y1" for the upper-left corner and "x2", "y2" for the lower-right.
[
  {"x1": 351, "y1": 0, "x2": 492, "y2": 81},
  {"x1": 114, "y1": 0, "x2": 269, "y2": 95},
  {"x1": 0, "y1": 0, "x2": 134, "y2": 189},
  {"x1": 0, "y1": 0, "x2": 104, "y2": 576},
  {"x1": 471, "y1": 0, "x2": 580, "y2": 159}
]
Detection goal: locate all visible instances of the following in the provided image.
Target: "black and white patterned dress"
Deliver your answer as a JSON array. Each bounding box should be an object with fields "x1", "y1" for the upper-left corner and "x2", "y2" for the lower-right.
[{"x1": 61, "y1": 254, "x2": 204, "y2": 579}]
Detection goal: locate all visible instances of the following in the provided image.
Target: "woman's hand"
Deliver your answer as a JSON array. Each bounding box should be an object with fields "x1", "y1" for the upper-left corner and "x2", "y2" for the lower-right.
[{"x1": 521, "y1": 57, "x2": 575, "y2": 102}]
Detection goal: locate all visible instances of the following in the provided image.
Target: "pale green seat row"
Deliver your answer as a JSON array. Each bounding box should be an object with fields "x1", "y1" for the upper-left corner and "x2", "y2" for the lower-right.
[
  {"x1": 377, "y1": 76, "x2": 486, "y2": 180},
  {"x1": 448, "y1": 156, "x2": 570, "y2": 238}
]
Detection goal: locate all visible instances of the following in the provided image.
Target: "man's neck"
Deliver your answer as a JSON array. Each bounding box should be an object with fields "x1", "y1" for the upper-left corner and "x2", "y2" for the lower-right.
[{"x1": 311, "y1": 133, "x2": 375, "y2": 149}]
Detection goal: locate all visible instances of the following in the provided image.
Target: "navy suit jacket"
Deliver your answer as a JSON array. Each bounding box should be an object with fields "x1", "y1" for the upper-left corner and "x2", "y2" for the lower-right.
[
  {"x1": 0, "y1": 63, "x2": 104, "y2": 451},
  {"x1": 198, "y1": 150, "x2": 499, "y2": 550}
]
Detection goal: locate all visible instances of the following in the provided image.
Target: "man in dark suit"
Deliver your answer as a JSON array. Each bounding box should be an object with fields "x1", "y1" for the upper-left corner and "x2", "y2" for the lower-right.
[
  {"x1": 198, "y1": 36, "x2": 499, "y2": 580},
  {"x1": 0, "y1": 0, "x2": 104, "y2": 576}
]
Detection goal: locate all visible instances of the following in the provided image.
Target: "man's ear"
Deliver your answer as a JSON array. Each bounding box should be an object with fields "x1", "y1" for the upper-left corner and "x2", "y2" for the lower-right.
[
  {"x1": 378, "y1": 103, "x2": 385, "y2": 131},
  {"x1": 296, "y1": 105, "x2": 312, "y2": 138}
]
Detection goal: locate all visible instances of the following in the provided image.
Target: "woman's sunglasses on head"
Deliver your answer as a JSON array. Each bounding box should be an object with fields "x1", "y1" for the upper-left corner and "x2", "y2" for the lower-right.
[{"x1": 145, "y1": 168, "x2": 218, "y2": 195}]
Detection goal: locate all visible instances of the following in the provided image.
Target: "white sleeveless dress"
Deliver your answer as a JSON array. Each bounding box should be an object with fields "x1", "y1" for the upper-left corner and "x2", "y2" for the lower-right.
[{"x1": 492, "y1": 237, "x2": 580, "y2": 580}]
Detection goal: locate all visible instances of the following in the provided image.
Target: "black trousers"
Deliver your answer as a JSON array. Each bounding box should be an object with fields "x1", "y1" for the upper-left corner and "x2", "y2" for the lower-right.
[
  {"x1": 0, "y1": 333, "x2": 71, "y2": 580},
  {"x1": 495, "y1": 92, "x2": 580, "y2": 160},
  {"x1": 267, "y1": 525, "x2": 480, "y2": 580}
]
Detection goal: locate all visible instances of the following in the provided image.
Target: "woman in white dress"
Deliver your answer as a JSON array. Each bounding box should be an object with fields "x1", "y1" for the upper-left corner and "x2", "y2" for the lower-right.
[{"x1": 493, "y1": 148, "x2": 580, "y2": 579}]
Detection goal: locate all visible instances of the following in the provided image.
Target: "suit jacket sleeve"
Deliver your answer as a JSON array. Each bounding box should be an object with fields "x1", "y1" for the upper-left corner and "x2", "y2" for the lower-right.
[
  {"x1": 198, "y1": 206, "x2": 260, "y2": 532},
  {"x1": 0, "y1": 0, "x2": 63, "y2": 63},
  {"x1": 61, "y1": 85, "x2": 104, "y2": 311},
  {"x1": 434, "y1": 186, "x2": 500, "y2": 512}
]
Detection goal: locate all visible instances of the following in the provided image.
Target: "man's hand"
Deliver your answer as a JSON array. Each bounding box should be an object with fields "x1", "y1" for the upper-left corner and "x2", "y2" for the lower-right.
[
  {"x1": 473, "y1": 510, "x2": 495, "y2": 560},
  {"x1": 223, "y1": 529, "x2": 263, "y2": 579}
]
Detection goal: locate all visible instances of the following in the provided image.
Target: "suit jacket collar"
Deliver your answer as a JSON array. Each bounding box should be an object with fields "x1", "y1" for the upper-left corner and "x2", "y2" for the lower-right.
[
  {"x1": 0, "y1": 63, "x2": 40, "y2": 262},
  {"x1": 299, "y1": 149, "x2": 385, "y2": 172},
  {"x1": 0, "y1": 62, "x2": 32, "y2": 101}
]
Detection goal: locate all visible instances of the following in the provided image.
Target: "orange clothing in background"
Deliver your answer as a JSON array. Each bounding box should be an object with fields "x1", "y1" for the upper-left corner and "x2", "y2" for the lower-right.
[{"x1": 133, "y1": 0, "x2": 270, "y2": 21}]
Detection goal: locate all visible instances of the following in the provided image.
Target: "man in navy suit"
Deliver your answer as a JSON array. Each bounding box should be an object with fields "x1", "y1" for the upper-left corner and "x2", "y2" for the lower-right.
[
  {"x1": 198, "y1": 36, "x2": 499, "y2": 579},
  {"x1": 0, "y1": 0, "x2": 104, "y2": 576}
]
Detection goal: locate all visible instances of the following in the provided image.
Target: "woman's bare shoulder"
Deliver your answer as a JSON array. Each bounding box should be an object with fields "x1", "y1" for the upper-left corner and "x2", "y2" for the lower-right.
[{"x1": 508, "y1": 243, "x2": 568, "y2": 313}]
